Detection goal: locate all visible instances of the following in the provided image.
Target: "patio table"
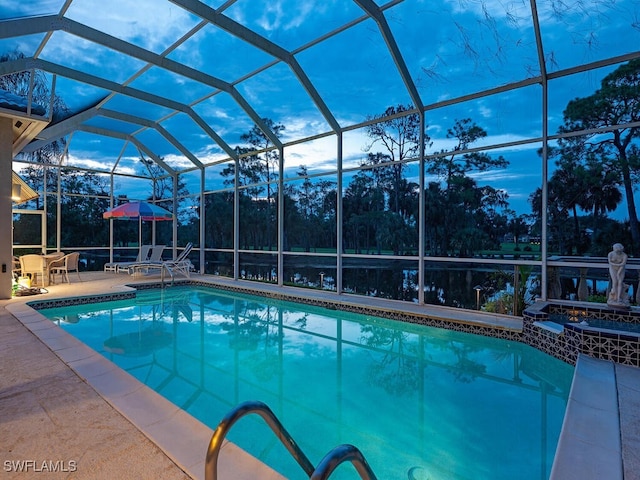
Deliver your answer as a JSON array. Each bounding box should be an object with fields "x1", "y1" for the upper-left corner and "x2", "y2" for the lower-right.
[{"x1": 43, "y1": 253, "x2": 64, "y2": 286}]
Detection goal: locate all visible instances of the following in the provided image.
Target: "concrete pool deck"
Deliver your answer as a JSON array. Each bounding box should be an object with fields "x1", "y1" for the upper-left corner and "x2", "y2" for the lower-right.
[{"x1": 1, "y1": 272, "x2": 639, "y2": 479}]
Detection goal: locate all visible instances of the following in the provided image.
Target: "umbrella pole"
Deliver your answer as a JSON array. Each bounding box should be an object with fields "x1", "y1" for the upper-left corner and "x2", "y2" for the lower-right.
[
  {"x1": 109, "y1": 219, "x2": 114, "y2": 262},
  {"x1": 139, "y1": 216, "x2": 142, "y2": 248}
]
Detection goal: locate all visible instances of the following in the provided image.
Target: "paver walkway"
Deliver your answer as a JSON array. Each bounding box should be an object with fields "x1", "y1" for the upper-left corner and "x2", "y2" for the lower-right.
[
  {"x1": 0, "y1": 306, "x2": 190, "y2": 479},
  {"x1": 617, "y1": 363, "x2": 640, "y2": 480}
]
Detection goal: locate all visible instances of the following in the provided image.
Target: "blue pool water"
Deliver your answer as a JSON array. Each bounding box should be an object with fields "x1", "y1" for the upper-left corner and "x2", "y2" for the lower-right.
[{"x1": 41, "y1": 286, "x2": 573, "y2": 480}]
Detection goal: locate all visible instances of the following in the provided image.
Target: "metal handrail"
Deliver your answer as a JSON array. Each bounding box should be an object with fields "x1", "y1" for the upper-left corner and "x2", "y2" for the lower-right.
[
  {"x1": 160, "y1": 263, "x2": 174, "y2": 287},
  {"x1": 205, "y1": 401, "x2": 378, "y2": 480},
  {"x1": 205, "y1": 400, "x2": 315, "y2": 480},
  {"x1": 310, "y1": 444, "x2": 378, "y2": 480}
]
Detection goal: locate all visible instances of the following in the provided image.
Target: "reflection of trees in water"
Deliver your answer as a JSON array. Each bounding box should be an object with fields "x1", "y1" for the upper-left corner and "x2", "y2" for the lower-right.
[
  {"x1": 222, "y1": 302, "x2": 278, "y2": 350},
  {"x1": 221, "y1": 301, "x2": 282, "y2": 381},
  {"x1": 424, "y1": 268, "x2": 480, "y2": 309},
  {"x1": 361, "y1": 322, "x2": 492, "y2": 392},
  {"x1": 221, "y1": 318, "x2": 266, "y2": 351},
  {"x1": 219, "y1": 301, "x2": 309, "y2": 382},
  {"x1": 245, "y1": 349, "x2": 280, "y2": 382},
  {"x1": 216, "y1": 298, "x2": 504, "y2": 388},
  {"x1": 360, "y1": 325, "x2": 421, "y2": 396},
  {"x1": 287, "y1": 310, "x2": 309, "y2": 329},
  {"x1": 442, "y1": 341, "x2": 486, "y2": 383}
]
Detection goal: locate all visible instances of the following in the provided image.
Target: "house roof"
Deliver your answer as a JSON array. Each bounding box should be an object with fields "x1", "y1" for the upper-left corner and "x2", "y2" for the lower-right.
[{"x1": 11, "y1": 170, "x2": 39, "y2": 205}]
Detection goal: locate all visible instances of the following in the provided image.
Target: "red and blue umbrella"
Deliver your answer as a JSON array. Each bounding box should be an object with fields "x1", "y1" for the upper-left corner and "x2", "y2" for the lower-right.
[
  {"x1": 103, "y1": 201, "x2": 173, "y2": 247},
  {"x1": 103, "y1": 201, "x2": 173, "y2": 221}
]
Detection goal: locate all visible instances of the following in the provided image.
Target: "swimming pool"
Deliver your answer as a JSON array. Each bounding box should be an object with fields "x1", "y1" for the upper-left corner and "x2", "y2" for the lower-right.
[{"x1": 41, "y1": 286, "x2": 573, "y2": 480}]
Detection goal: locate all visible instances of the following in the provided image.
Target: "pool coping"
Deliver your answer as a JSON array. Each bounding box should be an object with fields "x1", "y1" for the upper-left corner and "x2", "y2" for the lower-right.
[{"x1": 550, "y1": 354, "x2": 623, "y2": 480}]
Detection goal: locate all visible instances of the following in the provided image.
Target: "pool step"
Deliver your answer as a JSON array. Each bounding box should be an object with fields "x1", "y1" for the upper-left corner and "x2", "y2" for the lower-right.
[{"x1": 550, "y1": 354, "x2": 622, "y2": 480}]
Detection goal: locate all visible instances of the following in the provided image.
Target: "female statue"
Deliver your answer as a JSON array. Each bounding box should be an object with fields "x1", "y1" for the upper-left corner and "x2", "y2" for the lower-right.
[{"x1": 608, "y1": 243, "x2": 628, "y2": 306}]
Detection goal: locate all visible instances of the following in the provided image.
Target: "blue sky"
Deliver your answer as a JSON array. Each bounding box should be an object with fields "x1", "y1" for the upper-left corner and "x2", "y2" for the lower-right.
[{"x1": 2, "y1": 0, "x2": 640, "y2": 218}]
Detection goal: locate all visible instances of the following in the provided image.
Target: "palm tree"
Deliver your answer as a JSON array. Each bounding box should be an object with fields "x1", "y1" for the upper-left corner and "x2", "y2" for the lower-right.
[
  {"x1": 578, "y1": 155, "x2": 623, "y2": 241},
  {"x1": 560, "y1": 59, "x2": 640, "y2": 249}
]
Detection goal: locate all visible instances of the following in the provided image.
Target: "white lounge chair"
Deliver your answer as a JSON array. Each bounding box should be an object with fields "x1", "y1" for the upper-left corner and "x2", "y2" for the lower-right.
[
  {"x1": 164, "y1": 245, "x2": 194, "y2": 279},
  {"x1": 104, "y1": 245, "x2": 152, "y2": 273},
  {"x1": 132, "y1": 243, "x2": 193, "y2": 279},
  {"x1": 120, "y1": 245, "x2": 166, "y2": 274}
]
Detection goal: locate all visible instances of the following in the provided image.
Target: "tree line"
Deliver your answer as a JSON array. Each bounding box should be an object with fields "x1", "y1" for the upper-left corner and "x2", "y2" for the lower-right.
[{"x1": 203, "y1": 60, "x2": 640, "y2": 258}]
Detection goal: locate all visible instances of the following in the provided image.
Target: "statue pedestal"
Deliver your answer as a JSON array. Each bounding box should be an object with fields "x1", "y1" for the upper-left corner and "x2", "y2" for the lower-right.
[{"x1": 607, "y1": 297, "x2": 631, "y2": 310}]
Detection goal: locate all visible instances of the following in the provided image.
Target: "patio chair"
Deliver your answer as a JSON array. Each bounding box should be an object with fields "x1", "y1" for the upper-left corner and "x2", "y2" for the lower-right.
[
  {"x1": 49, "y1": 252, "x2": 81, "y2": 284},
  {"x1": 19, "y1": 254, "x2": 47, "y2": 287},
  {"x1": 120, "y1": 244, "x2": 165, "y2": 273},
  {"x1": 12, "y1": 256, "x2": 21, "y2": 278},
  {"x1": 132, "y1": 243, "x2": 193, "y2": 279},
  {"x1": 104, "y1": 245, "x2": 152, "y2": 273}
]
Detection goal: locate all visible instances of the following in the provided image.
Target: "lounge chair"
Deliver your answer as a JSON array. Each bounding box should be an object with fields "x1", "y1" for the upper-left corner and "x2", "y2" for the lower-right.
[
  {"x1": 121, "y1": 244, "x2": 166, "y2": 274},
  {"x1": 131, "y1": 243, "x2": 193, "y2": 279},
  {"x1": 164, "y1": 246, "x2": 194, "y2": 279},
  {"x1": 104, "y1": 245, "x2": 152, "y2": 273},
  {"x1": 49, "y1": 252, "x2": 81, "y2": 284}
]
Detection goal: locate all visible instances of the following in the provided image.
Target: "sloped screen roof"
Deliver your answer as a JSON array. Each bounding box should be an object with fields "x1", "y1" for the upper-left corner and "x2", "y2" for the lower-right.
[{"x1": 0, "y1": 0, "x2": 639, "y2": 180}]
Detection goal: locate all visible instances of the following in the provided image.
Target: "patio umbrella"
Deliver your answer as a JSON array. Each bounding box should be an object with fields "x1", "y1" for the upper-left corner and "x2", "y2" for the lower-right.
[{"x1": 103, "y1": 201, "x2": 173, "y2": 247}]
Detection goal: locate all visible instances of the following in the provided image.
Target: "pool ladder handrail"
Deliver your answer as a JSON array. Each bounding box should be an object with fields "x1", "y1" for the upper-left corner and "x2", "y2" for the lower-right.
[
  {"x1": 205, "y1": 400, "x2": 378, "y2": 480},
  {"x1": 160, "y1": 263, "x2": 174, "y2": 287},
  {"x1": 311, "y1": 444, "x2": 378, "y2": 480}
]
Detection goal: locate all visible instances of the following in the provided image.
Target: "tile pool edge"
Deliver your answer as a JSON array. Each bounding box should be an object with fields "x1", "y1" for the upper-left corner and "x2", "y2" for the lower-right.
[
  {"x1": 5, "y1": 301, "x2": 286, "y2": 480},
  {"x1": 28, "y1": 278, "x2": 523, "y2": 340}
]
